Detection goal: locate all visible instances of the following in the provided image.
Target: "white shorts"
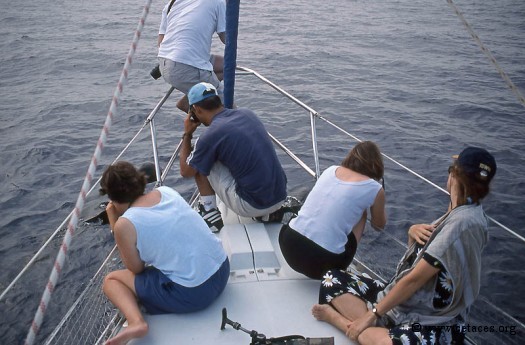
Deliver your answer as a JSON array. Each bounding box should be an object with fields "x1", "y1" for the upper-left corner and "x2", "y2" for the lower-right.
[
  {"x1": 159, "y1": 57, "x2": 222, "y2": 96},
  {"x1": 208, "y1": 162, "x2": 283, "y2": 218}
]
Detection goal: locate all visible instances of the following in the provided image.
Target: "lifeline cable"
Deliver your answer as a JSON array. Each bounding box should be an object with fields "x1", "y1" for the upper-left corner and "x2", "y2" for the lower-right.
[
  {"x1": 24, "y1": 1, "x2": 152, "y2": 344},
  {"x1": 446, "y1": 0, "x2": 525, "y2": 109}
]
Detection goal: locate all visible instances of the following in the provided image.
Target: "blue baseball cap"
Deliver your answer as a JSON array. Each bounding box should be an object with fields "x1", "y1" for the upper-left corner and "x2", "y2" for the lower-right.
[
  {"x1": 454, "y1": 147, "x2": 496, "y2": 183},
  {"x1": 188, "y1": 82, "x2": 218, "y2": 107}
]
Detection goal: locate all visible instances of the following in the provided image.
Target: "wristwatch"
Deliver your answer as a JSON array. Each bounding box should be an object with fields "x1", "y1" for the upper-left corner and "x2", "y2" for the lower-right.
[{"x1": 372, "y1": 306, "x2": 382, "y2": 318}]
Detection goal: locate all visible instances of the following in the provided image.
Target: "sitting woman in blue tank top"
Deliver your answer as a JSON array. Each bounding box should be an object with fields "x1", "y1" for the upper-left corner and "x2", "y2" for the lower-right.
[
  {"x1": 279, "y1": 141, "x2": 387, "y2": 279},
  {"x1": 99, "y1": 161, "x2": 229, "y2": 345}
]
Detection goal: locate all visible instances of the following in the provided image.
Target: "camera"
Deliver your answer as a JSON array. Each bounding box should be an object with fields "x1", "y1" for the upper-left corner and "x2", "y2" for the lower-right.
[
  {"x1": 150, "y1": 64, "x2": 162, "y2": 80},
  {"x1": 189, "y1": 106, "x2": 200, "y2": 123}
]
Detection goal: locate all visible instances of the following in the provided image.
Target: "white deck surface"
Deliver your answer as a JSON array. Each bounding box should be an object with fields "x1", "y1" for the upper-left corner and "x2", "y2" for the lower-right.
[
  {"x1": 130, "y1": 279, "x2": 352, "y2": 344},
  {"x1": 127, "y1": 203, "x2": 355, "y2": 344}
]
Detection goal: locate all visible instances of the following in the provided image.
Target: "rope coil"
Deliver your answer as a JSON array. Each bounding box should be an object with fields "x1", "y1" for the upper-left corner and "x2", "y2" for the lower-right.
[{"x1": 24, "y1": 1, "x2": 152, "y2": 344}]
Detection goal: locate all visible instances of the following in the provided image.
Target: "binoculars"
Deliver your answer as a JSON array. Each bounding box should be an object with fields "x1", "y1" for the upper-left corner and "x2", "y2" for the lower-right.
[{"x1": 150, "y1": 64, "x2": 162, "y2": 80}]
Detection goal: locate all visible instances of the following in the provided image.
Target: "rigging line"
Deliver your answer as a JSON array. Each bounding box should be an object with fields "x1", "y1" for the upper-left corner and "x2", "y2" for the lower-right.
[
  {"x1": 23, "y1": 2, "x2": 152, "y2": 344},
  {"x1": 446, "y1": 0, "x2": 525, "y2": 109},
  {"x1": 316, "y1": 114, "x2": 525, "y2": 244},
  {"x1": 0, "y1": 85, "x2": 171, "y2": 303},
  {"x1": 477, "y1": 295, "x2": 525, "y2": 330},
  {"x1": 44, "y1": 245, "x2": 119, "y2": 345},
  {"x1": 237, "y1": 65, "x2": 523, "y2": 243},
  {"x1": 317, "y1": 114, "x2": 448, "y2": 193},
  {"x1": 237, "y1": 66, "x2": 523, "y2": 243}
]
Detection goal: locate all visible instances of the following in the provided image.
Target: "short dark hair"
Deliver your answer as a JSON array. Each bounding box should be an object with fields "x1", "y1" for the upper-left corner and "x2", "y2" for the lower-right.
[
  {"x1": 341, "y1": 141, "x2": 384, "y2": 181},
  {"x1": 99, "y1": 161, "x2": 146, "y2": 203},
  {"x1": 194, "y1": 95, "x2": 222, "y2": 111},
  {"x1": 449, "y1": 164, "x2": 491, "y2": 205}
]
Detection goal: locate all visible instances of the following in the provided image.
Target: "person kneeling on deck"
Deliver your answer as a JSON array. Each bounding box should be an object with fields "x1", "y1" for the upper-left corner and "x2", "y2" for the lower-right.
[
  {"x1": 100, "y1": 161, "x2": 229, "y2": 345},
  {"x1": 279, "y1": 141, "x2": 387, "y2": 279},
  {"x1": 312, "y1": 147, "x2": 497, "y2": 345},
  {"x1": 179, "y1": 82, "x2": 288, "y2": 232}
]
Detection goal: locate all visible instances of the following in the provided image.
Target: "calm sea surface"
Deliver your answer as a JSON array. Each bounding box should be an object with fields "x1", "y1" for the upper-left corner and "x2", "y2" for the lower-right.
[{"x1": 1, "y1": 0, "x2": 524, "y2": 343}]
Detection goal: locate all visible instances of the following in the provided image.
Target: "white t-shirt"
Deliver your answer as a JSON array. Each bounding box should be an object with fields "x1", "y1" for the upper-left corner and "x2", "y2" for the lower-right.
[
  {"x1": 122, "y1": 186, "x2": 227, "y2": 287},
  {"x1": 289, "y1": 166, "x2": 382, "y2": 254},
  {"x1": 158, "y1": 0, "x2": 226, "y2": 71}
]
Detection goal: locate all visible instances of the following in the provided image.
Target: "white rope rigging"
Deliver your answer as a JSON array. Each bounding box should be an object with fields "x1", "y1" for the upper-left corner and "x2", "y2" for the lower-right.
[
  {"x1": 6, "y1": 1, "x2": 523, "y2": 343},
  {"x1": 316, "y1": 113, "x2": 525, "y2": 244},
  {"x1": 446, "y1": 0, "x2": 525, "y2": 109},
  {"x1": 24, "y1": 1, "x2": 152, "y2": 344}
]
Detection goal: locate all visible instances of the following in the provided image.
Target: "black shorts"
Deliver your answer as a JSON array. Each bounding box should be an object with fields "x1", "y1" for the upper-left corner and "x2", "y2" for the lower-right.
[{"x1": 279, "y1": 224, "x2": 357, "y2": 279}]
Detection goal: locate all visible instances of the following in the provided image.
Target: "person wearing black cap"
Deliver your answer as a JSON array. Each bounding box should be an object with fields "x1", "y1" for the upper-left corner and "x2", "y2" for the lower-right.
[
  {"x1": 311, "y1": 147, "x2": 496, "y2": 345},
  {"x1": 179, "y1": 82, "x2": 287, "y2": 232}
]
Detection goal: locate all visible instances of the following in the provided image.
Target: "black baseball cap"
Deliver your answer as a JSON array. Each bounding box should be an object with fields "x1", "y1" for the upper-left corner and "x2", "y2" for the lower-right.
[{"x1": 453, "y1": 147, "x2": 496, "y2": 184}]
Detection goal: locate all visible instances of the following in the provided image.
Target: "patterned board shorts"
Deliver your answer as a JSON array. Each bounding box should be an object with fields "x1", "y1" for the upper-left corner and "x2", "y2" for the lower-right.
[{"x1": 319, "y1": 269, "x2": 466, "y2": 345}]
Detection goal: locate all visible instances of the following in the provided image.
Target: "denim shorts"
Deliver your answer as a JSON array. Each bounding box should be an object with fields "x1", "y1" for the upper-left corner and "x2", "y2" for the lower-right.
[{"x1": 135, "y1": 258, "x2": 230, "y2": 315}]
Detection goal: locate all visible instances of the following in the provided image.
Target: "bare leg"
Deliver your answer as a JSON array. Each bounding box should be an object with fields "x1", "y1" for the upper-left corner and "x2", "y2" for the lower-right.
[
  {"x1": 195, "y1": 172, "x2": 215, "y2": 197},
  {"x1": 212, "y1": 54, "x2": 224, "y2": 81},
  {"x1": 358, "y1": 327, "x2": 392, "y2": 345},
  {"x1": 312, "y1": 304, "x2": 351, "y2": 333},
  {"x1": 103, "y1": 270, "x2": 148, "y2": 345},
  {"x1": 313, "y1": 303, "x2": 391, "y2": 345},
  {"x1": 330, "y1": 293, "x2": 368, "y2": 322}
]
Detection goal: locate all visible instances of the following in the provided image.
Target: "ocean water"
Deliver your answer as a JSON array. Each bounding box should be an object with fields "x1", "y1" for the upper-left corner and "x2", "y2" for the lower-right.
[{"x1": 1, "y1": 0, "x2": 524, "y2": 344}]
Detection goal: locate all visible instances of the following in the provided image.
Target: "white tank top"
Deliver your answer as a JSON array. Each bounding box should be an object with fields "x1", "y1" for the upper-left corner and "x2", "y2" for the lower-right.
[
  {"x1": 122, "y1": 186, "x2": 227, "y2": 287},
  {"x1": 289, "y1": 166, "x2": 382, "y2": 254}
]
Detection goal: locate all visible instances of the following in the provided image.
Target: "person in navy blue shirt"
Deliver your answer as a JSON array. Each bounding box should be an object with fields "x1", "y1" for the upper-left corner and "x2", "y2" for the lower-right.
[{"x1": 179, "y1": 82, "x2": 287, "y2": 232}]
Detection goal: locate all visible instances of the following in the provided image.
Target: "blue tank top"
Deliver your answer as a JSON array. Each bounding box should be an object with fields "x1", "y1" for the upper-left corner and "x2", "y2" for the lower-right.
[
  {"x1": 290, "y1": 166, "x2": 381, "y2": 254},
  {"x1": 122, "y1": 186, "x2": 227, "y2": 287}
]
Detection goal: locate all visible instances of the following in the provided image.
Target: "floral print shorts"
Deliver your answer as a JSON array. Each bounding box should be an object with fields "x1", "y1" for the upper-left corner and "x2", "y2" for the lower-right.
[{"x1": 319, "y1": 269, "x2": 465, "y2": 345}]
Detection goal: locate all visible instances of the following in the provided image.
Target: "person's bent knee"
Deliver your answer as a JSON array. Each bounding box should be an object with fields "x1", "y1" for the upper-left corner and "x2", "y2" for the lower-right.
[
  {"x1": 102, "y1": 271, "x2": 118, "y2": 293},
  {"x1": 358, "y1": 327, "x2": 392, "y2": 345}
]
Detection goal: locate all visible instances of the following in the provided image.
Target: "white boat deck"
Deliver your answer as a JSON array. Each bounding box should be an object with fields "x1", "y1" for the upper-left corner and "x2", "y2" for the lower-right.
[{"x1": 127, "y1": 203, "x2": 354, "y2": 344}]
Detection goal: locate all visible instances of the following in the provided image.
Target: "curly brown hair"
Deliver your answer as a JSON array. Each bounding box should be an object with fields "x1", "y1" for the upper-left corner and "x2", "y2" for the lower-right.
[
  {"x1": 99, "y1": 161, "x2": 146, "y2": 203},
  {"x1": 341, "y1": 141, "x2": 384, "y2": 181}
]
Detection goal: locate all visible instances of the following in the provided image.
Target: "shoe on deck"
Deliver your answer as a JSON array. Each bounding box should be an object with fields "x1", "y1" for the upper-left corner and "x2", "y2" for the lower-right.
[
  {"x1": 254, "y1": 196, "x2": 303, "y2": 224},
  {"x1": 198, "y1": 204, "x2": 224, "y2": 233}
]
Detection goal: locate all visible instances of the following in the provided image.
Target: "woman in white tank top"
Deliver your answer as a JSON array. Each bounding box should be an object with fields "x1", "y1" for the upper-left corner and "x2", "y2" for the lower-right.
[{"x1": 279, "y1": 141, "x2": 387, "y2": 279}]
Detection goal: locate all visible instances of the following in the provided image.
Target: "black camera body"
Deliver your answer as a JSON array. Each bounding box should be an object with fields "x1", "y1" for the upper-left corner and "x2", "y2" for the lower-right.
[{"x1": 150, "y1": 64, "x2": 162, "y2": 79}]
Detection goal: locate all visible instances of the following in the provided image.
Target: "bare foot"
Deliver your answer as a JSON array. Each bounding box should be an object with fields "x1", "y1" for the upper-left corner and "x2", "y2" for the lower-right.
[
  {"x1": 105, "y1": 321, "x2": 148, "y2": 345},
  {"x1": 312, "y1": 304, "x2": 337, "y2": 322},
  {"x1": 312, "y1": 304, "x2": 351, "y2": 334}
]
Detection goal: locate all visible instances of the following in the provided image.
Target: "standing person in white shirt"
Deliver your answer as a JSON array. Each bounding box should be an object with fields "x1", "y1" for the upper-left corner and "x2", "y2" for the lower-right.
[{"x1": 157, "y1": 0, "x2": 226, "y2": 113}]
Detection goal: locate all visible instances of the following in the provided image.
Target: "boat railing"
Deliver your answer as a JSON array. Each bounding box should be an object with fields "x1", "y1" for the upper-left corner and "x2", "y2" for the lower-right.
[
  {"x1": 4, "y1": 66, "x2": 524, "y2": 344},
  {"x1": 6, "y1": 0, "x2": 523, "y2": 343},
  {"x1": 236, "y1": 66, "x2": 524, "y2": 244}
]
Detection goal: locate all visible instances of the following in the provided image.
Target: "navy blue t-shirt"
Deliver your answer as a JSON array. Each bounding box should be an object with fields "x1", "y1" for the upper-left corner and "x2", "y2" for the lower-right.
[{"x1": 187, "y1": 108, "x2": 287, "y2": 209}]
